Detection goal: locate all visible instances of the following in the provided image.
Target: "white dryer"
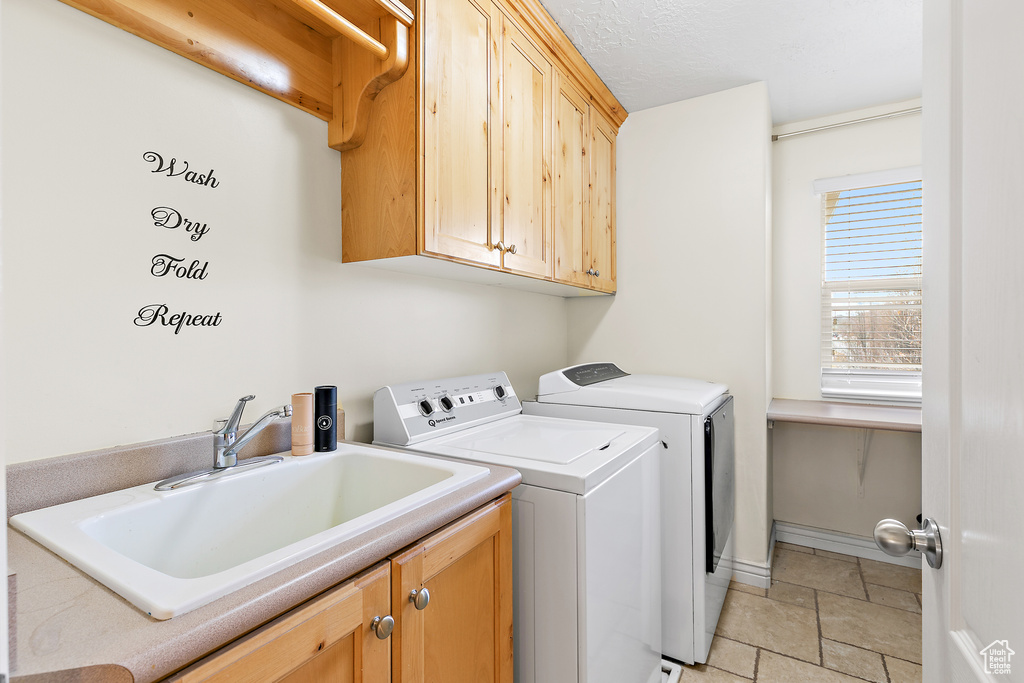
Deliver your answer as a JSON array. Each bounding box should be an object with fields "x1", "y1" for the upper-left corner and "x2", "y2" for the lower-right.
[
  {"x1": 524, "y1": 363, "x2": 734, "y2": 665},
  {"x1": 373, "y1": 372, "x2": 662, "y2": 683}
]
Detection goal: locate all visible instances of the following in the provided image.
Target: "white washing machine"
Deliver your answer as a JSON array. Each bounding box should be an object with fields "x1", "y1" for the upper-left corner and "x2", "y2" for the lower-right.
[
  {"x1": 373, "y1": 371, "x2": 662, "y2": 683},
  {"x1": 524, "y1": 363, "x2": 734, "y2": 665}
]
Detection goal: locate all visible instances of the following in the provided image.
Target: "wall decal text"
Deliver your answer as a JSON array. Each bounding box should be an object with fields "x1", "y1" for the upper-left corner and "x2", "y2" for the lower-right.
[
  {"x1": 151, "y1": 254, "x2": 210, "y2": 280},
  {"x1": 151, "y1": 206, "x2": 210, "y2": 241},
  {"x1": 143, "y1": 151, "x2": 220, "y2": 188},
  {"x1": 134, "y1": 304, "x2": 223, "y2": 335}
]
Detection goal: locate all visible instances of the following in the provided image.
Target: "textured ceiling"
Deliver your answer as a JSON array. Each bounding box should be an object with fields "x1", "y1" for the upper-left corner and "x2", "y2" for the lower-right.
[{"x1": 539, "y1": 0, "x2": 923, "y2": 123}]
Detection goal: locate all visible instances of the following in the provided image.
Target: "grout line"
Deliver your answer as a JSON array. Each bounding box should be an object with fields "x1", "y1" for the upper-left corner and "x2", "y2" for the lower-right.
[
  {"x1": 815, "y1": 588, "x2": 824, "y2": 667},
  {"x1": 757, "y1": 646, "x2": 898, "y2": 683},
  {"x1": 717, "y1": 637, "x2": 905, "y2": 683},
  {"x1": 861, "y1": 582, "x2": 925, "y2": 613},
  {"x1": 713, "y1": 639, "x2": 824, "y2": 669},
  {"x1": 883, "y1": 652, "x2": 925, "y2": 666},
  {"x1": 824, "y1": 635, "x2": 924, "y2": 670},
  {"x1": 856, "y1": 556, "x2": 870, "y2": 600},
  {"x1": 764, "y1": 579, "x2": 923, "y2": 612},
  {"x1": 881, "y1": 653, "x2": 892, "y2": 683}
]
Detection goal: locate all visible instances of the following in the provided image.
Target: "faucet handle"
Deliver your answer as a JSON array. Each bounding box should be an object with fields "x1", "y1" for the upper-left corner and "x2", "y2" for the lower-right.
[{"x1": 220, "y1": 395, "x2": 255, "y2": 436}]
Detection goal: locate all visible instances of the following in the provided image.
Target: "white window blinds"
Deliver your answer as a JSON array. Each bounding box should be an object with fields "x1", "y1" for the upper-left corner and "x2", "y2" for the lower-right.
[{"x1": 817, "y1": 170, "x2": 922, "y2": 402}]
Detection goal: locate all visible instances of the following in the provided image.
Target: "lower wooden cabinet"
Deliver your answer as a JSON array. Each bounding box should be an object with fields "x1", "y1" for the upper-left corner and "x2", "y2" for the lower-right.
[
  {"x1": 169, "y1": 563, "x2": 391, "y2": 683},
  {"x1": 391, "y1": 494, "x2": 513, "y2": 683},
  {"x1": 167, "y1": 494, "x2": 512, "y2": 683}
]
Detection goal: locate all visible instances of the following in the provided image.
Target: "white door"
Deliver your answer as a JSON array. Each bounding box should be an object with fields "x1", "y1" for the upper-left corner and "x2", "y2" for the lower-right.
[{"x1": 921, "y1": 0, "x2": 1024, "y2": 679}]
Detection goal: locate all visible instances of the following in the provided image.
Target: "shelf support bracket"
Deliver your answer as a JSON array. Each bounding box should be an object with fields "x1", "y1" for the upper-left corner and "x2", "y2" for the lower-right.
[
  {"x1": 329, "y1": 16, "x2": 410, "y2": 151},
  {"x1": 856, "y1": 427, "x2": 873, "y2": 498}
]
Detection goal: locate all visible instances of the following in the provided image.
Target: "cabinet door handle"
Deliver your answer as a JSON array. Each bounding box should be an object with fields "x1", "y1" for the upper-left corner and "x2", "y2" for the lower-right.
[
  {"x1": 371, "y1": 615, "x2": 395, "y2": 640},
  {"x1": 409, "y1": 588, "x2": 430, "y2": 610},
  {"x1": 506, "y1": 244, "x2": 517, "y2": 255},
  {"x1": 585, "y1": 268, "x2": 594, "y2": 276},
  {"x1": 491, "y1": 241, "x2": 506, "y2": 252},
  {"x1": 593, "y1": 269, "x2": 599, "y2": 277}
]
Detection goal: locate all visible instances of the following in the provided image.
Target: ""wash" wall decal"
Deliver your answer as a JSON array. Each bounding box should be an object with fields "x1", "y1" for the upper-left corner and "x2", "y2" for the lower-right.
[{"x1": 143, "y1": 150, "x2": 220, "y2": 188}]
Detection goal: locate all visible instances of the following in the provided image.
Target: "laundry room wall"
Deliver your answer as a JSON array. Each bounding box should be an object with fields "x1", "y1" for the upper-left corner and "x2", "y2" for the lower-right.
[
  {"x1": 771, "y1": 103, "x2": 923, "y2": 539},
  {"x1": 566, "y1": 83, "x2": 775, "y2": 573},
  {"x1": 1, "y1": 0, "x2": 569, "y2": 463}
]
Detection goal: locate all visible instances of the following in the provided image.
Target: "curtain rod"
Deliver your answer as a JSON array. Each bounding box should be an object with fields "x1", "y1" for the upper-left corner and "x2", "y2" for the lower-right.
[{"x1": 772, "y1": 107, "x2": 922, "y2": 142}]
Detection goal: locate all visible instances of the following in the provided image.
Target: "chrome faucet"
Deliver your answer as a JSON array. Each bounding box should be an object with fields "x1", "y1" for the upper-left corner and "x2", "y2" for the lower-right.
[
  {"x1": 214, "y1": 395, "x2": 293, "y2": 468},
  {"x1": 155, "y1": 395, "x2": 293, "y2": 491}
]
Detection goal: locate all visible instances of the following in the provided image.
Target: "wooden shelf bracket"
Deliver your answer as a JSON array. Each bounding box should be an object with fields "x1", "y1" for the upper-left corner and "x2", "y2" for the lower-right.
[
  {"x1": 328, "y1": 15, "x2": 410, "y2": 151},
  {"x1": 285, "y1": 0, "x2": 413, "y2": 151}
]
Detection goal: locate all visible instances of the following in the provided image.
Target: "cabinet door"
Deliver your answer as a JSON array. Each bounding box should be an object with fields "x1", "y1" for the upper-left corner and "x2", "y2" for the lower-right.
[
  {"x1": 498, "y1": 17, "x2": 553, "y2": 279},
  {"x1": 169, "y1": 564, "x2": 391, "y2": 683},
  {"x1": 422, "y1": 0, "x2": 502, "y2": 267},
  {"x1": 589, "y1": 112, "x2": 617, "y2": 293},
  {"x1": 552, "y1": 72, "x2": 591, "y2": 286},
  {"x1": 391, "y1": 494, "x2": 513, "y2": 683}
]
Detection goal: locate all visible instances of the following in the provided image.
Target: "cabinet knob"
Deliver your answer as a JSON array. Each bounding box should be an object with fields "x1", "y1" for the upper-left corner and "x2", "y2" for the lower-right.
[
  {"x1": 506, "y1": 243, "x2": 517, "y2": 255},
  {"x1": 593, "y1": 269, "x2": 599, "y2": 277},
  {"x1": 492, "y1": 241, "x2": 506, "y2": 252},
  {"x1": 409, "y1": 588, "x2": 430, "y2": 610},
  {"x1": 585, "y1": 268, "x2": 594, "y2": 276},
  {"x1": 371, "y1": 615, "x2": 395, "y2": 640}
]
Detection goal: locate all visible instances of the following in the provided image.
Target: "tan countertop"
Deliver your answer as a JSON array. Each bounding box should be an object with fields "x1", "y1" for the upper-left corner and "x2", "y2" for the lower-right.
[{"x1": 7, "y1": 425, "x2": 521, "y2": 683}]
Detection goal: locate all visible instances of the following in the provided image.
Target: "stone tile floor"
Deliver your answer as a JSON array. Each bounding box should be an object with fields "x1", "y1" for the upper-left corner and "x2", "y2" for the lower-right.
[{"x1": 680, "y1": 542, "x2": 923, "y2": 682}]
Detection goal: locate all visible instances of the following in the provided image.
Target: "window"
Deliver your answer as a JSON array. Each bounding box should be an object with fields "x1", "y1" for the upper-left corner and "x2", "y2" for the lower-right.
[{"x1": 814, "y1": 167, "x2": 922, "y2": 403}]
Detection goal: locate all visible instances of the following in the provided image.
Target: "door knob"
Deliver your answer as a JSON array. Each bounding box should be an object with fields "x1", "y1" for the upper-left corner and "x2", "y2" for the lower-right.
[
  {"x1": 593, "y1": 269, "x2": 599, "y2": 277},
  {"x1": 506, "y1": 243, "x2": 517, "y2": 255},
  {"x1": 409, "y1": 588, "x2": 430, "y2": 610},
  {"x1": 873, "y1": 517, "x2": 943, "y2": 568},
  {"x1": 492, "y1": 241, "x2": 506, "y2": 252},
  {"x1": 371, "y1": 615, "x2": 395, "y2": 639},
  {"x1": 586, "y1": 268, "x2": 594, "y2": 276}
]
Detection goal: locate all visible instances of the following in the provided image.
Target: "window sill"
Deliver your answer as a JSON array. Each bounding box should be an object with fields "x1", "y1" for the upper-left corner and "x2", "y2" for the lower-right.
[{"x1": 767, "y1": 398, "x2": 921, "y2": 433}]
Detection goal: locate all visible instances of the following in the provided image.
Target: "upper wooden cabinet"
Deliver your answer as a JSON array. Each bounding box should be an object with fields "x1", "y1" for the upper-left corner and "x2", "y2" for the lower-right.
[
  {"x1": 498, "y1": 18, "x2": 553, "y2": 280},
  {"x1": 341, "y1": 0, "x2": 622, "y2": 294},
  {"x1": 421, "y1": 0, "x2": 501, "y2": 268},
  {"x1": 551, "y1": 73, "x2": 617, "y2": 292},
  {"x1": 588, "y1": 112, "x2": 617, "y2": 293}
]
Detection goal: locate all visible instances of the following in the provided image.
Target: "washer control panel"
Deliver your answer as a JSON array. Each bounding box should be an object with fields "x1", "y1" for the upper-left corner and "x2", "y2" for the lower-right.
[{"x1": 374, "y1": 372, "x2": 521, "y2": 445}]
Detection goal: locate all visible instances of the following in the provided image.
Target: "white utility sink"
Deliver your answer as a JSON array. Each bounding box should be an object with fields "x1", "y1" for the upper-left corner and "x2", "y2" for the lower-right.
[{"x1": 10, "y1": 445, "x2": 488, "y2": 619}]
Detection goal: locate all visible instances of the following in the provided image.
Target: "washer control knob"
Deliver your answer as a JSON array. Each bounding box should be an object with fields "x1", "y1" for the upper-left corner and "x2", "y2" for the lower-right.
[
  {"x1": 418, "y1": 399, "x2": 434, "y2": 417},
  {"x1": 493, "y1": 385, "x2": 506, "y2": 401},
  {"x1": 439, "y1": 395, "x2": 454, "y2": 413}
]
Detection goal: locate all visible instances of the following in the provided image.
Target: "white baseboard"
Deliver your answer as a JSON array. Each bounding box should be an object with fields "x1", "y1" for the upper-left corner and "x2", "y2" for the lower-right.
[
  {"x1": 730, "y1": 524, "x2": 776, "y2": 590},
  {"x1": 774, "y1": 521, "x2": 923, "y2": 569}
]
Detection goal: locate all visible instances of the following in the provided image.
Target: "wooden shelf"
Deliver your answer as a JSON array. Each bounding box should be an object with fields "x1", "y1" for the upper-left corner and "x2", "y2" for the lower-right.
[
  {"x1": 60, "y1": 0, "x2": 413, "y2": 149},
  {"x1": 768, "y1": 398, "x2": 922, "y2": 433}
]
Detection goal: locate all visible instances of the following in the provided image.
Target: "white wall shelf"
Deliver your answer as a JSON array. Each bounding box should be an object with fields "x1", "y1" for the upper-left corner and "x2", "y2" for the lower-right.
[{"x1": 768, "y1": 398, "x2": 921, "y2": 433}]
